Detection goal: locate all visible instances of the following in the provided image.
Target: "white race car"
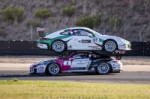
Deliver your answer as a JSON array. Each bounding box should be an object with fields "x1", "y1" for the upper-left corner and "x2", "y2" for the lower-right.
[
  {"x1": 37, "y1": 27, "x2": 131, "y2": 53},
  {"x1": 30, "y1": 52, "x2": 122, "y2": 75}
]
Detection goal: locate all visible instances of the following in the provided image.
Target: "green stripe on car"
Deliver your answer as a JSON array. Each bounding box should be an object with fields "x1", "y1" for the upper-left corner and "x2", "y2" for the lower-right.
[
  {"x1": 52, "y1": 35, "x2": 71, "y2": 40},
  {"x1": 99, "y1": 38, "x2": 104, "y2": 43},
  {"x1": 37, "y1": 35, "x2": 71, "y2": 46}
]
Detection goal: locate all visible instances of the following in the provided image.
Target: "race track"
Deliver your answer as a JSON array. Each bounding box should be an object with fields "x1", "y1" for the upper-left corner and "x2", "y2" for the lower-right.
[{"x1": 0, "y1": 63, "x2": 150, "y2": 84}]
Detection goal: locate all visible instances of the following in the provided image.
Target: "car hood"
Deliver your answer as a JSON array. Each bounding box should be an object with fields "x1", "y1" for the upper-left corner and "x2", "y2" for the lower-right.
[
  {"x1": 100, "y1": 35, "x2": 130, "y2": 45},
  {"x1": 120, "y1": 38, "x2": 130, "y2": 44},
  {"x1": 31, "y1": 59, "x2": 55, "y2": 67},
  {"x1": 102, "y1": 35, "x2": 119, "y2": 39}
]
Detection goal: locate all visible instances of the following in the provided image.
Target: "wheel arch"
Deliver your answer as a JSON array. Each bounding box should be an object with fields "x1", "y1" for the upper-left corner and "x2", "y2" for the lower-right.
[
  {"x1": 45, "y1": 62, "x2": 61, "y2": 75},
  {"x1": 95, "y1": 61, "x2": 112, "y2": 74},
  {"x1": 102, "y1": 39, "x2": 118, "y2": 50},
  {"x1": 50, "y1": 39, "x2": 67, "y2": 51}
]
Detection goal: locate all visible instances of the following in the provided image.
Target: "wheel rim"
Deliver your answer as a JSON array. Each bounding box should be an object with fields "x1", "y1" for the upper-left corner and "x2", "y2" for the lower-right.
[
  {"x1": 97, "y1": 63, "x2": 110, "y2": 74},
  {"x1": 48, "y1": 64, "x2": 60, "y2": 75},
  {"x1": 52, "y1": 41, "x2": 65, "y2": 52},
  {"x1": 104, "y1": 41, "x2": 117, "y2": 52}
]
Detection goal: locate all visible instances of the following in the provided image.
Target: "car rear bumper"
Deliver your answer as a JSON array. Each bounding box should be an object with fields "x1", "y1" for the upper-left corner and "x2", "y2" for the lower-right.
[{"x1": 37, "y1": 43, "x2": 48, "y2": 49}]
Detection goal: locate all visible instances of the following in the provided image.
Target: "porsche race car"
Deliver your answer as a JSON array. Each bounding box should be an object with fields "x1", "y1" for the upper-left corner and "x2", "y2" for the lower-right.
[
  {"x1": 30, "y1": 52, "x2": 122, "y2": 76},
  {"x1": 37, "y1": 27, "x2": 131, "y2": 53}
]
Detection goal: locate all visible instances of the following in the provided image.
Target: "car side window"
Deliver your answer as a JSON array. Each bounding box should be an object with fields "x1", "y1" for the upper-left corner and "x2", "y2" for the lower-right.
[
  {"x1": 60, "y1": 30, "x2": 74, "y2": 35},
  {"x1": 73, "y1": 29, "x2": 93, "y2": 37},
  {"x1": 60, "y1": 31, "x2": 69, "y2": 35}
]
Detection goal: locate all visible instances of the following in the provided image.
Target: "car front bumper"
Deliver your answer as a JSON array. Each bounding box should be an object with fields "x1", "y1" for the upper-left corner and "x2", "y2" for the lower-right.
[
  {"x1": 109, "y1": 61, "x2": 122, "y2": 73},
  {"x1": 30, "y1": 65, "x2": 46, "y2": 74},
  {"x1": 112, "y1": 66, "x2": 122, "y2": 72},
  {"x1": 118, "y1": 44, "x2": 131, "y2": 51}
]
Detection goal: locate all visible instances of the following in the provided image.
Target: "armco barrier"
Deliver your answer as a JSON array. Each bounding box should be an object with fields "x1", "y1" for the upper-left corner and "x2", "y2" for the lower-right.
[
  {"x1": 0, "y1": 41, "x2": 150, "y2": 56},
  {"x1": 0, "y1": 41, "x2": 56, "y2": 56}
]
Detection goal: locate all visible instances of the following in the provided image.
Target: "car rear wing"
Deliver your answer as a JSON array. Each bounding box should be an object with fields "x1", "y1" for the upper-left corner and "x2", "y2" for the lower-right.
[{"x1": 37, "y1": 27, "x2": 45, "y2": 38}]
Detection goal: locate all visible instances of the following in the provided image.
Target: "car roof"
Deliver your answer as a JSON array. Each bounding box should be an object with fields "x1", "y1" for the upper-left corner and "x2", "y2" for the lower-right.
[
  {"x1": 64, "y1": 27, "x2": 92, "y2": 31},
  {"x1": 73, "y1": 52, "x2": 110, "y2": 57},
  {"x1": 47, "y1": 27, "x2": 90, "y2": 35}
]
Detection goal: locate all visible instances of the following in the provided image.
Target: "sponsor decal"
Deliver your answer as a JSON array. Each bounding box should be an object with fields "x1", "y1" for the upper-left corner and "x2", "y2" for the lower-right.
[{"x1": 79, "y1": 40, "x2": 91, "y2": 43}]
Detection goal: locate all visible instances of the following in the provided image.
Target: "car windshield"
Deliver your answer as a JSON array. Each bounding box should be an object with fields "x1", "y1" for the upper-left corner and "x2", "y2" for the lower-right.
[{"x1": 73, "y1": 53, "x2": 88, "y2": 58}]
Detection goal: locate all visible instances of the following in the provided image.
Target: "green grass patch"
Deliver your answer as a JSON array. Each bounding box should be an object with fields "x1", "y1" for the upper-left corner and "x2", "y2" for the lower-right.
[
  {"x1": 35, "y1": 8, "x2": 51, "y2": 19},
  {"x1": 0, "y1": 80, "x2": 149, "y2": 99},
  {"x1": 2, "y1": 7, "x2": 24, "y2": 23},
  {"x1": 76, "y1": 15, "x2": 101, "y2": 29},
  {"x1": 62, "y1": 5, "x2": 76, "y2": 17}
]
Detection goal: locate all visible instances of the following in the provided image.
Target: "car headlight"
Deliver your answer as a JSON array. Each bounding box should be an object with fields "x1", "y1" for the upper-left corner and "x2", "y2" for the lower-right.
[
  {"x1": 32, "y1": 65, "x2": 38, "y2": 68},
  {"x1": 31, "y1": 62, "x2": 44, "y2": 68}
]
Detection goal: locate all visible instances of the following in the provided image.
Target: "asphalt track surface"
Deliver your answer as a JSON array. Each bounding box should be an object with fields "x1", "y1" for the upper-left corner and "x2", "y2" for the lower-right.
[{"x1": 0, "y1": 63, "x2": 150, "y2": 84}]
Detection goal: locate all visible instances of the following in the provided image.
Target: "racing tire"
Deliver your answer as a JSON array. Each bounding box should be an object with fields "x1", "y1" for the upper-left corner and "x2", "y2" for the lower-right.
[
  {"x1": 96, "y1": 62, "x2": 111, "y2": 75},
  {"x1": 46, "y1": 63, "x2": 60, "y2": 76},
  {"x1": 51, "y1": 40, "x2": 66, "y2": 53},
  {"x1": 103, "y1": 40, "x2": 118, "y2": 52}
]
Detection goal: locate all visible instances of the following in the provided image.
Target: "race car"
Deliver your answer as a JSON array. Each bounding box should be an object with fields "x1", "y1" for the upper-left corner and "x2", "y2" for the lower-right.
[
  {"x1": 30, "y1": 52, "x2": 122, "y2": 76},
  {"x1": 37, "y1": 27, "x2": 131, "y2": 53}
]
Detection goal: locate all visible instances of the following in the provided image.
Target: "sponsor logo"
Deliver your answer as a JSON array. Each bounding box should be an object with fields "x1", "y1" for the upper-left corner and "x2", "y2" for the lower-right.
[{"x1": 79, "y1": 40, "x2": 91, "y2": 43}]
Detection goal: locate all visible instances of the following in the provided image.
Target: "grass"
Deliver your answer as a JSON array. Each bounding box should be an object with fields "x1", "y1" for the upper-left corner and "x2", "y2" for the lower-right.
[
  {"x1": 35, "y1": 8, "x2": 51, "y2": 19},
  {"x1": 2, "y1": 7, "x2": 24, "y2": 23},
  {"x1": 76, "y1": 15, "x2": 101, "y2": 29},
  {"x1": 0, "y1": 80, "x2": 150, "y2": 99}
]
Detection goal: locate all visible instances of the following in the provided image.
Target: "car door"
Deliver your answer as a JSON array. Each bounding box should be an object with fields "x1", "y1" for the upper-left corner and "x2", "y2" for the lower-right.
[
  {"x1": 68, "y1": 29, "x2": 101, "y2": 50},
  {"x1": 70, "y1": 54, "x2": 91, "y2": 70}
]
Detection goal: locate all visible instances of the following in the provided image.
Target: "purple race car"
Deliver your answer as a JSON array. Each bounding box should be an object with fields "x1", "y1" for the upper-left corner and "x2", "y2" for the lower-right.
[{"x1": 30, "y1": 52, "x2": 122, "y2": 75}]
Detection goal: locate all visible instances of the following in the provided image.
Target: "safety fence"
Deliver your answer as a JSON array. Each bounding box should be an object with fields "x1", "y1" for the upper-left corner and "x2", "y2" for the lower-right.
[{"x1": 0, "y1": 41, "x2": 150, "y2": 56}]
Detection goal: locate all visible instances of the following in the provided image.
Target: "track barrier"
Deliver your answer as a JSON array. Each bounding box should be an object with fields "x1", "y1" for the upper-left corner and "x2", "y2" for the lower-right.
[{"x1": 0, "y1": 41, "x2": 149, "y2": 56}]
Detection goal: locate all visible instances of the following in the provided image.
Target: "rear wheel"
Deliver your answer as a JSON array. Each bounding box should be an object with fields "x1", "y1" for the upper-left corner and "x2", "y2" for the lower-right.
[
  {"x1": 51, "y1": 40, "x2": 66, "y2": 53},
  {"x1": 96, "y1": 62, "x2": 111, "y2": 75},
  {"x1": 46, "y1": 63, "x2": 60, "y2": 76},
  {"x1": 103, "y1": 40, "x2": 117, "y2": 52}
]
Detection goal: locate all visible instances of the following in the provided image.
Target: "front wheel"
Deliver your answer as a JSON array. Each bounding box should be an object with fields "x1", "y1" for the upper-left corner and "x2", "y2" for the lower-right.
[
  {"x1": 46, "y1": 63, "x2": 60, "y2": 76},
  {"x1": 103, "y1": 40, "x2": 117, "y2": 52},
  {"x1": 96, "y1": 62, "x2": 111, "y2": 75},
  {"x1": 51, "y1": 40, "x2": 66, "y2": 53}
]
